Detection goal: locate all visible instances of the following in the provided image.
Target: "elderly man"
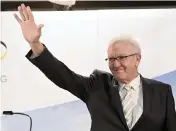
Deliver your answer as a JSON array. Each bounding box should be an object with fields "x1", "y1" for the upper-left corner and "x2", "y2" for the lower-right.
[{"x1": 14, "y1": 4, "x2": 176, "y2": 131}]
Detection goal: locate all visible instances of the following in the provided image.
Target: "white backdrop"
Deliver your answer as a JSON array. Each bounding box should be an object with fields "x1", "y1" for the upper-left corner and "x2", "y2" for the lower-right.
[{"x1": 1, "y1": 9, "x2": 176, "y2": 116}]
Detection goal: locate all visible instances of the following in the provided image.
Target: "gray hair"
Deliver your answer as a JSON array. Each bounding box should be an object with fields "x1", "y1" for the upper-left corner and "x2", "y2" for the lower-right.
[{"x1": 109, "y1": 35, "x2": 141, "y2": 54}]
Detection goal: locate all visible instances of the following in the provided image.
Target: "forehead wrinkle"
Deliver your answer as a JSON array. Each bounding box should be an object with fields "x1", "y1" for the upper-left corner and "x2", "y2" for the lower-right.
[{"x1": 108, "y1": 42, "x2": 136, "y2": 58}]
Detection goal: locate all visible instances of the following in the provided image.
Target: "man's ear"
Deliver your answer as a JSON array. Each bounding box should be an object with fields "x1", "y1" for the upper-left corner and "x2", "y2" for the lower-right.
[{"x1": 136, "y1": 54, "x2": 141, "y2": 67}]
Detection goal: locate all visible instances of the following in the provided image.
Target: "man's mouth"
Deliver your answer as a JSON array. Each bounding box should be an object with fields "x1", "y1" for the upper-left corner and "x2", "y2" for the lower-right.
[{"x1": 112, "y1": 68, "x2": 124, "y2": 72}]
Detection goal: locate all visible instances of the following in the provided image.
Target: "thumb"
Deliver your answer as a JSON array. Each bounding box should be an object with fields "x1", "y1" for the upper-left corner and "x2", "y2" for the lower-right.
[{"x1": 37, "y1": 24, "x2": 44, "y2": 32}]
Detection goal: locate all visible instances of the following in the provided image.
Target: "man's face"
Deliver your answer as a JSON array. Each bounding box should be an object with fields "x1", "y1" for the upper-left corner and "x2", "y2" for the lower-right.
[{"x1": 107, "y1": 42, "x2": 141, "y2": 83}]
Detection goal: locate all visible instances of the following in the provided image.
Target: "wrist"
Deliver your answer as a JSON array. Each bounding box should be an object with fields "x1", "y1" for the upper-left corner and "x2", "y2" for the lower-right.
[{"x1": 30, "y1": 41, "x2": 44, "y2": 56}]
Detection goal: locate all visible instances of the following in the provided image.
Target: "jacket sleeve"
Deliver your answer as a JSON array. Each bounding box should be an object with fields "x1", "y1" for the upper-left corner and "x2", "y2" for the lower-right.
[
  {"x1": 165, "y1": 85, "x2": 176, "y2": 131},
  {"x1": 25, "y1": 46, "x2": 98, "y2": 103}
]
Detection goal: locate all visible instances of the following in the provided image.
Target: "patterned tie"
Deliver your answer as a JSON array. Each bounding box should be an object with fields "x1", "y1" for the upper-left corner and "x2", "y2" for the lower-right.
[{"x1": 121, "y1": 85, "x2": 135, "y2": 129}]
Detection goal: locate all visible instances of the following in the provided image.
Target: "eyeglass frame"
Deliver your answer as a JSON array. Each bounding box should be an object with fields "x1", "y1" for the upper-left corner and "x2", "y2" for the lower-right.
[{"x1": 105, "y1": 53, "x2": 139, "y2": 63}]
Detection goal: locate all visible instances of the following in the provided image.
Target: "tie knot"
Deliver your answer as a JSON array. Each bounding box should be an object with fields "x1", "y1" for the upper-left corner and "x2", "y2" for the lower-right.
[{"x1": 124, "y1": 84, "x2": 132, "y2": 91}]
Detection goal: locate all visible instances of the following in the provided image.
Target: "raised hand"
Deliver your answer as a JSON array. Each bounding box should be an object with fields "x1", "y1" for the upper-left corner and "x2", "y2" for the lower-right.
[
  {"x1": 14, "y1": 3, "x2": 44, "y2": 45},
  {"x1": 14, "y1": 3, "x2": 44, "y2": 56}
]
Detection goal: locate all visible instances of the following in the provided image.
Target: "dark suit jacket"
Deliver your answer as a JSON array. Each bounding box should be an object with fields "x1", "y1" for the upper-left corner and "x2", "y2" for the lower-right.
[{"x1": 26, "y1": 47, "x2": 176, "y2": 131}]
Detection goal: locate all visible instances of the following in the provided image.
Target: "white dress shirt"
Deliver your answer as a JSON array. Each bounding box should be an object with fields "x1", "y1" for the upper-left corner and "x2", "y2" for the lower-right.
[{"x1": 118, "y1": 75, "x2": 143, "y2": 130}]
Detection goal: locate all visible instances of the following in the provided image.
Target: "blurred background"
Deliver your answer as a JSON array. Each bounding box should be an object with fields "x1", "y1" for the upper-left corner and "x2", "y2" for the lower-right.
[{"x1": 1, "y1": 1, "x2": 176, "y2": 131}]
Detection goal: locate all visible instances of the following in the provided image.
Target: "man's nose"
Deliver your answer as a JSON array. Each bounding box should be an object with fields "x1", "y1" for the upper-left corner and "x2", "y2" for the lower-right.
[{"x1": 113, "y1": 60, "x2": 121, "y2": 67}]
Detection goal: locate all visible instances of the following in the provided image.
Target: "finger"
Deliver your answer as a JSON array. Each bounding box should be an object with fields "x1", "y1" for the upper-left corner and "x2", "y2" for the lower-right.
[
  {"x1": 13, "y1": 13, "x2": 23, "y2": 25},
  {"x1": 26, "y1": 6, "x2": 34, "y2": 21},
  {"x1": 18, "y1": 6, "x2": 25, "y2": 21},
  {"x1": 38, "y1": 24, "x2": 44, "y2": 29},
  {"x1": 37, "y1": 24, "x2": 44, "y2": 33},
  {"x1": 21, "y1": 4, "x2": 29, "y2": 20}
]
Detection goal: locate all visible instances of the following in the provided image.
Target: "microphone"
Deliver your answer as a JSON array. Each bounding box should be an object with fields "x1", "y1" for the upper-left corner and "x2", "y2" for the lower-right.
[{"x1": 3, "y1": 111, "x2": 32, "y2": 131}]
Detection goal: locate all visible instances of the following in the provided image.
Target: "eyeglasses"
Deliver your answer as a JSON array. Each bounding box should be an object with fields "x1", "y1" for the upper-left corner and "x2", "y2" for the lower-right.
[{"x1": 105, "y1": 53, "x2": 138, "y2": 63}]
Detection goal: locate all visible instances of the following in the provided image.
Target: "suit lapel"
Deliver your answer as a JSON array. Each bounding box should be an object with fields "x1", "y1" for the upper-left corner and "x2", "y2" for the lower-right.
[
  {"x1": 108, "y1": 78, "x2": 129, "y2": 130},
  {"x1": 108, "y1": 75, "x2": 154, "y2": 131},
  {"x1": 131, "y1": 76, "x2": 153, "y2": 130},
  {"x1": 141, "y1": 76, "x2": 153, "y2": 115}
]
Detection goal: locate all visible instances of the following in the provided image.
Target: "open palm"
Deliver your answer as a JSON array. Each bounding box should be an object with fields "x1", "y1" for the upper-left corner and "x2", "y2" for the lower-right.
[{"x1": 14, "y1": 4, "x2": 44, "y2": 44}]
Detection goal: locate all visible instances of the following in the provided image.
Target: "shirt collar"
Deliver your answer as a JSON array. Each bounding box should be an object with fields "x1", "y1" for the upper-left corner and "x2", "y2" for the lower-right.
[{"x1": 117, "y1": 75, "x2": 141, "y2": 91}]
